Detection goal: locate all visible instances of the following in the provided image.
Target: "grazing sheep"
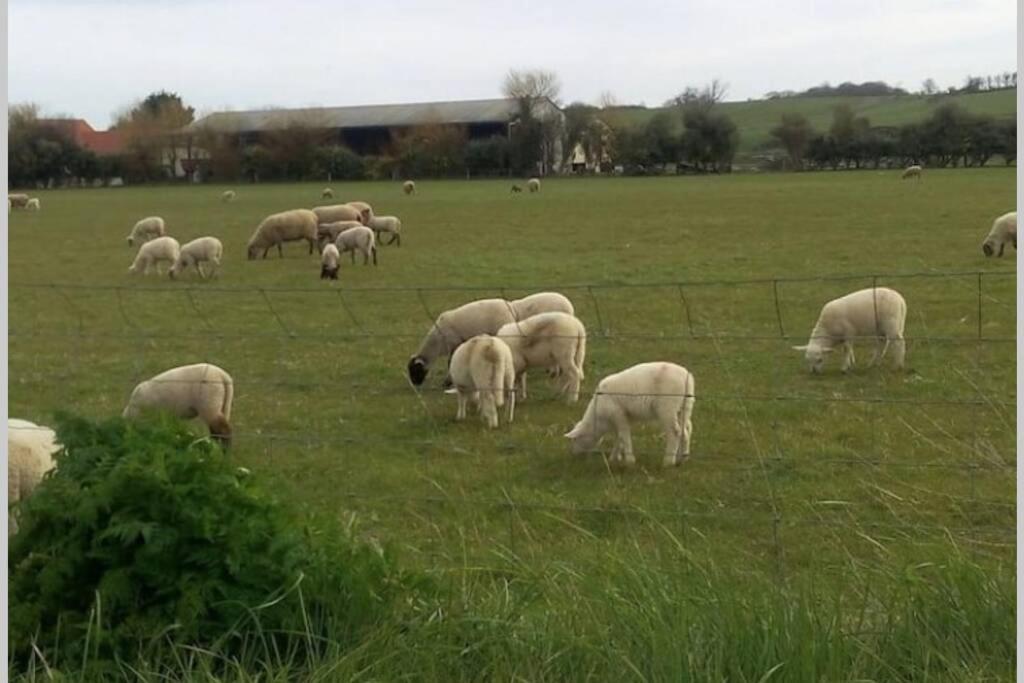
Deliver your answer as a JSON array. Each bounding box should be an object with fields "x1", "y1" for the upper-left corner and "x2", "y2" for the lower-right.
[
  {"x1": 345, "y1": 201, "x2": 374, "y2": 224},
  {"x1": 403, "y1": 180, "x2": 416, "y2": 195},
  {"x1": 496, "y1": 311, "x2": 587, "y2": 403},
  {"x1": 8, "y1": 418, "x2": 60, "y2": 536},
  {"x1": 334, "y1": 225, "x2": 377, "y2": 265},
  {"x1": 511, "y1": 185, "x2": 523, "y2": 193},
  {"x1": 408, "y1": 298, "x2": 517, "y2": 386},
  {"x1": 170, "y1": 236, "x2": 223, "y2": 280},
  {"x1": 25, "y1": 198, "x2": 40, "y2": 211},
  {"x1": 321, "y1": 243, "x2": 340, "y2": 280},
  {"x1": 368, "y1": 215, "x2": 402, "y2": 246},
  {"x1": 508, "y1": 292, "x2": 575, "y2": 321},
  {"x1": 129, "y1": 236, "x2": 181, "y2": 275},
  {"x1": 123, "y1": 363, "x2": 234, "y2": 449},
  {"x1": 321, "y1": 188, "x2": 334, "y2": 199},
  {"x1": 247, "y1": 208, "x2": 318, "y2": 260},
  {"x1": 312, "y1": 203, "x2": 363, "y2": 227},
  {"x1": 527, "y1": 177, "x2": 541, "y2": 193},
  {"x1": 9, "y1": 193, "x2": 30, "y2": 209},
  {"x1": 981, "y1": 211, "x2": 1017, "y2": 257},
  {"x1": 901, "y1": 165, "x2": 922, "y2": 180},
  {"x1": 564, "y1": 362, "x2": 695, "y2": 467},
  {"x1": 317, "y1": 220, "x2": 363, "y2": 249},
  {"x1": 221, "y1": 190, "x2": 236, "y2": 202},
  {"x1": 448, "y1": 335, "x2": 517, "y2": 428},
  {"x1": 126, "y1": 216, "x2": 166, "y2": 247},
  {"x1": 793, "y1": 287, "x2": 907, "y2": 373}
]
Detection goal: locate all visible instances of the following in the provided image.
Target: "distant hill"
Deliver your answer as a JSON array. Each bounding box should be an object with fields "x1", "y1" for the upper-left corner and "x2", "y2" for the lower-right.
[{"x1": 601, "y1": 89, "x2": 1017, "y2": 154}]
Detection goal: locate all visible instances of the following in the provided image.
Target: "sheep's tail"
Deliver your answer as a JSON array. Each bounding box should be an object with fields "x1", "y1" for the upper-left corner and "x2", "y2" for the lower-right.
[
  {"x1": 221, "y1": 373, "x2": 234, "y2": 423},
  {"x1": 490, "y1": 358, "x2": 504, "y2": 408},
  {"x1": 573, "y1": 326, "x2": 587, "y2": 380}
]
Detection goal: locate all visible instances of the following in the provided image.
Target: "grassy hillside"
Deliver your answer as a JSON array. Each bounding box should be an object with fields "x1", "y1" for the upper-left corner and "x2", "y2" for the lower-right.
[{"x1": 604, "y1": 89, "x2": 1017, "y2": 153}]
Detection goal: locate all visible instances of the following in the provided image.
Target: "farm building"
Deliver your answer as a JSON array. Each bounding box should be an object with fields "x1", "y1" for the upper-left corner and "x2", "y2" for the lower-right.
[{"x1": 38, "y1": 118, "x2": 124, "y2": 156}]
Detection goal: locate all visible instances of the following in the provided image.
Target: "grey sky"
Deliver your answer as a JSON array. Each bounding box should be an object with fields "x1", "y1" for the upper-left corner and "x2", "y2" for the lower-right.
[{"x1": 8, "y1": 0, "x2": 1017, "y2": 129}]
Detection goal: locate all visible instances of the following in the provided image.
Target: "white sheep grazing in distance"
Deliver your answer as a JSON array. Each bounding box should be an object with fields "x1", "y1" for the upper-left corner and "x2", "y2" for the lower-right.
[
  {"x1": 408, "y1": 298, "x2": 517, "y2": 386},
  {"x1": 321, "y1": 243, "x2": 340, "y2": 279},
  {"x1": 321, "y1": 188, "x2": 334, "y2": 199},
  {"x1": 334, "y1": 225, "x2": 378, "y2": 265},
  {"x1": 8, "y1": 193, "x2": 30, "y2": 209},
  {"x1": 564, "y1": 362, "x2": 696, "y2": 468},
  {"x1": 901, "y1": 165, "x2": 922, "y2": 180},
  {"x1": 170, "y1": 237, "x2": 223, "y2": 279},
  {"x1": 527, "y1": 177, "x2": 541, "y2": 192},
  {"x1": 221, "y1": 190, "x2": 236, "y2": 202},
  {"x1": 25, "y1": 198, "x2": 40, "y2": 211},
  {"x1": 496, "y1": 311, "x2": 587, "y2": 403},
  {"x1": 126, "y1": 216, "x2": 166, "y2": 247},
  {"x1": 981, "y1": 211, "x2": 1016, "y2": 257},
  {"x1": 129, "y1": 236, "x2": 181, "y2": 275},
  {"x1": 403, "y1": 180, "x2": 416, "y2": 195},
  {"x1": 368, "y1": 215, "x2": 402, "y2": 246},
  {"x1": 123, "y1": 363, "x2": 234, "y2": 449},
  {"x1": 448, "y1": 335, "x2": 517, "y2": 428},
  {"x1": 793, "y1": 287, "x2": 907, "y2": 373},
  {"x1": 8, "y1": 418, "x2": 60, "y2": 536},
  {"x1": 247, "y1": 209, "x2": 318, "y2": 260}
]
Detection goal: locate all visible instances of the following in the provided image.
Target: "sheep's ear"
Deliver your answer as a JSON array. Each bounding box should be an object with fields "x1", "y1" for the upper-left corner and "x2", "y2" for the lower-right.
[{"x1": 791, "y1": 345, "x2": 808, "y2": 352}]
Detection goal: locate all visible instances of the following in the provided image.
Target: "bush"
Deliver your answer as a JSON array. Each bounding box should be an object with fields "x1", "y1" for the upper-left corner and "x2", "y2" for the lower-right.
[
  {"x1": 8, "y1": 413, "x2": 430, "y2": 675},
  {"x1": 315, "y1": 145, "x2": 366, "y2": 181}
]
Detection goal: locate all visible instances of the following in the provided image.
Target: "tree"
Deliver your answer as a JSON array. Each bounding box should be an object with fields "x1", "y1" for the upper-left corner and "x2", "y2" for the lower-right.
[
  {"x1": 115, "y1": 91, "x2": 196, "y2": 180},
  {"x1": 261, "y1": 111, "x2": 331, "y2": 179},
  {"x1": 770, "y1": 113, "x2": 815, "y2": 169},
  {"x1": 921, "y1": 78, "x2": 938, "y2": 95},
  {"x1": 501, "y1": 68, "x2": 564, "y2": 174},
  {"x1": 680, "y1": 108, "x2": 739, "y2": 172},
  {"x1": 665, "y1": 79, "x2": 728, "y2": 113}
]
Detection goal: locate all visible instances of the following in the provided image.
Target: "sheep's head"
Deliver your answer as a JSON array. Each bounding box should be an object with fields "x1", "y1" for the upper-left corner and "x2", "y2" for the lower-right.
[
  {"x1": 563, "y1": 420, "x2": 599, "y2": 455},
  {"x1": 408, "y1": 356, "x2": 428, "y2": 385},
  {"x1": 982, "y1": 240, "x2": 995, "y2": 257},
  {"x1": 247, "y1": 245, "x2": 258, "y2": 261},
  {"x1": 792, "y1": 344, "x2": 831, "y2": 373},
  {"x1": 127, "y1": 236, "x2": 134, "y2": 247}
]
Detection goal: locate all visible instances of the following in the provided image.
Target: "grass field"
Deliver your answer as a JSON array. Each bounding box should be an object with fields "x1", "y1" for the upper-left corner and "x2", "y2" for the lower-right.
[{"x1": 8, "y1": 169, "x2": 1017, "y2": 679}]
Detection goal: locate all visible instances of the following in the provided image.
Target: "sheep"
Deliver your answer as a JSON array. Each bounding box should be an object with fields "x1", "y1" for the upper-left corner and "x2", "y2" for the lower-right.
[
  {"x1": 9, "y1": 193, "x2": 30, "y2": 208},
  {"x1": 321, "y1": 188, "x2": 334, "y2": 199},
  {"x1": 981, "y1": 211, "x2": 1017, "y2": 257},
  {"x1": 170, "y1": 236, "x2": 223, "y2": 280},
  {"x1": 496, "y1": 311, "x2": 587, "y2": 403},
  {"x1": 312, "y1": 203, "x2": 362, "y2": 227},
  {"x1": 334, "y1": 225, "x2": 378, "y2": 265},
  {"x1": 317, "y1": 220, "x2": 364, "y2": 249},
  {"x1": 508, "y1": 292, "x2": 575, "y2": 321},
  {"x1": 793, "y1": 287, "x2": 907, "y2": 374},
  {"x1": 8, "y1": 418, "x2": 60, "y2": 536},
  {"x1": 447, "y1": 335, "x2": 516, "y2": 428},
  {"x1": 901, "y1": 165, "x2": 922, "y2": 180},
  {"x1": 368, "y1": 215, "x2": 402, "y2": 246},
  {"x1": 221, "y1": 190, "x2": 236, "y2": 202},
  {"x1": 403, "y1": 180, "x2": 416, "y2": 195},
  {"x1": 128, "y1": 236, "x2": 181, "y2": 275},
  {"x1": 247, "y1": 208, "x2": 318, "y2": 260},
  {"x1": 126, "y1": 216, "x2": 166, "y2": 247},
  {"x1": 321, "y1": 243, "x2": 340, "y2": 280},
  {"x1": 123, "y1": 363, "x2": 234, "y2": 449},
  {"x1": 345, "y1": 201, "x2": 374, "y2": 224},
  {"x1": 527, "y1": 177, "x2": 541, "y2": 193},
  {"x1": 564, "y1": 362, "x2": 696, "y2": 468},
  {"x1": 407, "y1": 298, "x2": 517, "y2": 386},
  {"x1": 511, "y1": 185, "x2": 523, "y2": 193},
  {"x1": 25, "y1": 198, "x2": 40, "y2": 211}
]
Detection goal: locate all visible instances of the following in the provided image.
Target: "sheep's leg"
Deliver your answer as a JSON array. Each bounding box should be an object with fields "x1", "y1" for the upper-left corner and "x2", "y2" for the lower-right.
[
  {"x1": 869, "y1": 337, "x2": 888, "y2": 367},
  {"x1": 616, "y1": 425, "x2": 635, "y2": 466},
  {"x1": 277, "y1": 243, "x2": 284, "y2": 258},
  {"x1": 840, "y1": 341, "x2": 855, "y2": 372},
  {"x1": 998, "y1": 242, "x2": 1006, "y2": 257},
  {"x1": 456, "y1": 391, "x2": 467, "y2": 421},
  {"x1": 890, "y1": 337, "x2": 906, "y2": 370},
  {"x1": 663, "y1": 418, "x2": 683, "y2": 468},
  {"x1": 372, "y1": 246, "x2": 378, "y2": 266},
  {"x1": 481, "y1": 392, "x2": 498, "y2": 428},
  {"x1": 518, "y1": 372, "x2": 528, "y2": 400},
  {"x1": 350, "y1": 250, "x2": 356, "y2": 265},
  {"x1": 196, "y1": 262, "x2": 206, "y2": 279},
  {"x1": 262, "y1": 246, "x2": 270, "y2": 259}
]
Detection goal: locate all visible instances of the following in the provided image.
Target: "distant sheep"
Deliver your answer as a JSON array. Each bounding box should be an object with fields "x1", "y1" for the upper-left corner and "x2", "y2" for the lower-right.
[
  {"x1": 247, "y1": 209, "x2": 318, "y2": 260},
  {"x1": 408, "y1": 298, "x2": 517, "y2": 386},
  {"x1": 321, "y1": 188, "x2": 334, "y2": 199},
  {"x1": 901, "y1": 165, "x2": 922, "y2": 180},
  {"x1": 564, "y1": 362, "x2": 695, "y2": 468},
  {"x1": 8, "y1": 418, "x2": 60, "y2": 536},
  {"x1": 496, "y1": 311, "x2": 586, "y2": 403},
  {"x1": 508, "y1": 292, "x2": 574, "y2": 321},
  {"x1": 334, "y1": 225, "x2": 378, "y2": 265},
  {"x1": 511, "y1": 185, "x2": 522, "y2": 193},
  {"x1": 126, "y1": 216, "x2": 166, "y2": 247},
  {"x1": 368, "y1": 215, "x2": 402, "y2": 246},
  {"x1": 447, "y1": 334, "x2": 517, "y2": 428},
  {"x1": 793, "y1": 287, "x2": 907, "y2": 373},
  {"x1": 170, "y1": 236, "x2": 223, "y2": 280},
  {"x1": 527, "y1": 177, "x2": 541, "y2": 193},
  {"x1": 346, "y1": 201, "x2": 374, "y2": 224},
  {"x1": 221, "y1": 190, "x2": 236, "y2": 202},
  {"x1": 981, "y1": 211, "x2": 1017, "y2": 257},
  {"x1": 312, "y1": 204, "x2": 362, "y2": 226},
  {"x1": 123, "y1": 363, "x2": 234, "y2": 449},
  {"x1": 403, "y1": 180, "x2": 416, "y2": 195},
  {"x1": 129, "y1": 236, "x2": 181, "y2": 275},
  {"x1": 321, "y1": 243, "x2": 340, "y2": 280},
  {"x1": 25, "y1": 198, "x2": 40, "y2": 211},
  {"x1": 9, "y1": 193, "x2": 30, "y2": 209}
]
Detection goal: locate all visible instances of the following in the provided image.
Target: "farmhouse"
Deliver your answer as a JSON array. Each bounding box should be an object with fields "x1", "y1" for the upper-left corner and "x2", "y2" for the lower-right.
[{"x1": 38, "y1": 118, "x2": 124, "y2": 156}]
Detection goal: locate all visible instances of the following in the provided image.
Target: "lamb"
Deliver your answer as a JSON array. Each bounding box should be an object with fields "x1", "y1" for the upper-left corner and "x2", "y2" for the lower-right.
[
  {"x1": 128, "y1": 236, "x2": 181, "y2": 275},
  {"x1": 496, "y1": 311, "x2": 587, "y2": 403},
  {"x1": 126, "y1": 216, "x2": 166, "y2": 247},
  {"x1": 321, "y1": 188, "x2": 334, "y2": 199},
  {"x1": 221, "y1": 190, "x2": 236, "y2": 202},
  {"x1": 508, "y1": 292, "x2": 575, "y2": 321},
  {"x1": 122, "y1": 363, "x2": 234, "y2": 449},
  {"x1": 312, "y1": 203, "x2": 362, "y2": 226},
  {"x1": 25, "y1": 197, "x2": 40, "y2": 211},
  {"x1": 901, "y1": 165, "x2": 922, "y2": 180},
  {"x1": 527, "y1": 177, "x2": 541, "y2": 193},
  {"x1": 346, "y1": 201, "x2": 374, "y2": 224},
  {"x1": 447, "y1": 335, "x2": 517, "y2": 428},
  {"x1": 9, "y1": 193, "x2": 30, "y2": 208},
  {"x1": 407, "y1": 298, "x2": 518, "y2": 386},
  {"x1": 368, "y1": 215, "x2": 402, "y2": 246},
  {"x1": 981, "y1": 211, "x2": 1017, "y2": 257},
  {"x1": 403, "y1": 180, "x2": 416, "y2": 195},
  {"x1": 511, "y1": 185, "x2": 523, "y2": 193},
  {"x1": 792, "y1": 287, "x2": 907, "y2": 373},
  {"x1": 317, "y1": 220, "x2": 363, "y2": 249},
  {"x1": 170, "y1": 236, "x2": 223, "y2": 280},
  {"x1": 247, "y1": 208, "x2": 318, "y2": 260},
  {"x1": 564, "y1": 362, "x2": 695, "y2": 468},
  {"x1": 321, "y1": 243, "x2": 340, "y2": 279},
  {"x1": 8, "y1": 418, "x2": 60, "y2": 536},
  {"x1": 334, "y1": 225, "x2": 378, "y2": 265}
]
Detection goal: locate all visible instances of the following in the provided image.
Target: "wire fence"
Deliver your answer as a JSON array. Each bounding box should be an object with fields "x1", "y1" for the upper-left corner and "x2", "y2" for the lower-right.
[{"x1": 8, "y1": 269, "x2": 1017, "y2": 570}]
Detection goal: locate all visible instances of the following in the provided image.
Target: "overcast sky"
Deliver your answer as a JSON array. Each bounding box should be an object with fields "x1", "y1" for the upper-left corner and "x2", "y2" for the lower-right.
[{"x1": 8, "y1": 0, "x2": 1017, "y2": 129}]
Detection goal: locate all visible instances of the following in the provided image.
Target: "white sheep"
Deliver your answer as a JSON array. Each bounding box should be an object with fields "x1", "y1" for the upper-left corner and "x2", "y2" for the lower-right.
[
  {"x1": 128, "y1": 236, "x2": 181, "y2": 275},
  {"x1": 367, "y1": 215, "x2": 402, "y2": 246},
  {"x1": 981, "y1": 211, "x2": 1016, "y2": 257},
  {"x1": 123, "y1": 363, "x2": 234, "y2": 449},
  {"x1": 527, "y1": 177, "x2": 541, "y2": 193},
  {"x1": 170, "y1": 237, "x2": 223, "y2": 280},
  {"x1": 792, "y1": 287, "x2": 907, "y2": 373},
  {"x1": 564, "y1": 362, "x2": 695, "y2": 468},
  {"x1": 496, "y1": 311, "x2": 587, "y2": 403},
  {"x1": 408, "y1": 298, "x2": 518, "y2": 386},
  {"x1": 508, "y1": 292, "x2": 575, "y2": 320},
  {"x1": 126, "y1": 216, "x2": 166, "y2": 247},
  {"x1": 403, "y1": 180, "x2": 416, "y2": 195},
  {"x1": 321, "y1": 243, "x2": 340, "y2": 280},
  {"x1": 901, "y1": 165, "x2": 922, "y2": 180},
  {"x1": 221, "y1": 190, "x2": 236, "y2": 202},
  {"x1": 8, "y1": 418, "x2": 60, "y2": 536},
  {"x1": 334, "y1": 225, "x2": 378, "y2": 265},
  {"x1": 9, "y1": 193, "x2": 30, "y2": 209},
  {"x1": 321, "y1": 188, "x2": 334, "y2": 199},
  {"x1": 247, "y1": 208, "x2": 318, "y2": 260},
  {"x1": 346, "y1": 201, "x2": 374, "y2": 224},
  {"x1": 447, "y1": 335, "x2": 517, "y2": 428},
  {"x1": 25, "y1": 197, "x2": 40, "y2": 211},
  {"x1": 312, "y1": 204, "x2": 362, "y2": 226},
  {"x1": 317, "y1": 220, "x2": 363, "y2": 249}
]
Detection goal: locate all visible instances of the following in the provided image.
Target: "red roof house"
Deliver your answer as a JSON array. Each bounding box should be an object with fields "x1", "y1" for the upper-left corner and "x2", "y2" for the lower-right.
[{"x1": 39, "y1": 119, "x2": 124, "y2": 156}]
